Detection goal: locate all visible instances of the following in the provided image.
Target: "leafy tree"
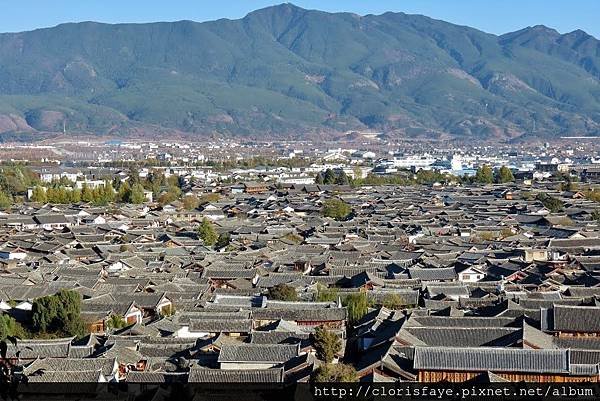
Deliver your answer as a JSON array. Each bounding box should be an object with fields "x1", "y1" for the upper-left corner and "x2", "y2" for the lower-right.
[
  {"x1": 536, "y1": 193, "x2": 564, "y2": 213},
  {"x1": 335, "y1": 170, "x2": 350, "y2": 185},
  {"x1": 316, "y1": 169, "x2": 351, "y2": 185},
  {"x1": 382, "y1": 293, "x2": 406, "y2": 309},
  {"x1": 146, "y1": 170, "x2": 166, "y2": 196},
  {"x1": 31, "y1": 186, "x2": 47, "y2": 203},
  {"x1": 344, "y1": 291, "x2": 370, "y2": 323},
  {"x1": 70, "y1": 188, "x2": 82, "y2": 203},
  {"x1": 0, "y1": 165, "x2": 39, "y2": 197},
  {"x1": 475, "y1": 165, "x2": 494, "y2": 184},
  {"x1": 313, "y1": 326, "x2": 342, "y2": 363},
  {"x1": 312, "y1": 363, "x2": 358, "y2": 383},
  {"x1": 415, "y1": 169, "x2": 448, "y2": 185},
  {"x1": 158, "y1": 191, "x2": 178, "y2": 205},
  {"x1": 81, "y1": 183, "x2": 94, "y2": 203},
  {"x1": 584, "y1": 189, "x2": 600, "y2": 203},
  {"x1": 592, "y1": 210, "x2": 600, "y2": 222},
  {"x1": 106, "y1": 315, "x2": 127, "y2": 330},
  {"x1": 160, "y1": 304, "x2": 176, "y2": 317},
  {"x1": 56, "y1": 289, "x2": 85, "y2": 337},
  {"x1": 315, "y1": 283, "x2": 339, "y2": 302},
  {"x1": 496, "y1": 166, "x2": 515, "y2": 183},
  {"x1": 199, "y1": 193, "x2": 220, "y2": 205},
  {"x1": 183, "y1": 195, "x2": 200, "y2": 210},
  {"x1": 282, "y1": 232, "x2": 304, "y2": 244},
  {"x1": 32, "y1": 295, "x2": 59, "y2": 333},
  {"x1": 198, "y1": 218, "x2": 218, "y2": 246},
  {"x1": 268, "y1": 284, "x2": 298, "y2": 301},
  {"x1": 31, "y1": 290, "x2": 85, "y2": 337},
  {"x1": 117, "y1": 181, "x2": 131, "y2": 203},
  {"x1": 0, "y1": 191, "x2": 11, "y2": 209},
  {"x1": 127, "y1": 166, "x2": 141, "y2": 186},
  {"x1": 0, "y1": 315, "x2": 26, "y2": 340},
  {"x1": 215, "y1": 233, "x2": 231, "y2": 249},
  {"x1": 93, "y1": 181, "x2": 115, "y2": 205},
  {"x1": 322, "y1": 198, "x2": 352, "y2": 220},
  {"x1": 129, "y1": 183, "x2": 146, "y2": 204},
  {"x1": 323, "y1": 169, "x2": 336, "y2": 184}
]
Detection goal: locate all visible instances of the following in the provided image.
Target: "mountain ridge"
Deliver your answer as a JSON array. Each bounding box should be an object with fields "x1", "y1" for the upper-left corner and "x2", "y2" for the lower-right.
[{"x1": 0, "y1": 3, "x2": 599, "y2": 141}]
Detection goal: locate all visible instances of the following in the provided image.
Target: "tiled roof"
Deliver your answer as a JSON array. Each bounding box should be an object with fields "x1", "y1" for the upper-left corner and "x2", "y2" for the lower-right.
[
  {"x1": 413, "y1": 347, "x2": 569, "y2": 373},
  {"x1": 217, "y1": 344, "x2": 299, "y2": 363}
]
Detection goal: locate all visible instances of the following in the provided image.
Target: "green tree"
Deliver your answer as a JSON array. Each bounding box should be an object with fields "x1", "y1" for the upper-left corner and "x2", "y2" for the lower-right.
[
  {"x1": 127, "y1": 166, "x2": 140, "y2": 186},
  {"x1": 70, "y1": 188, "x2": 82, "y2": 203},
  {"x1": 199, "y1": 193, "x2": 220, "y2": 205},
  {"x1": 183, "y1": 195, "x2": 200, "y2": 210},
  {"x1": 382, "y1": 293, "x2": 405, "y2": 309},
  {"x1": 198, "y1": 218, "x2": 218, "y2": 246},
  {"x1": 536, "y1": 193, "x2": 564, "y2": 213},
  {"x1": 345, "y1": 291, "x2": 370, "y2": 323},
  {"x1": 335, "y1": 170, "x2": 350, "y2": 185},
  {"x1": 56, "y1": 289, "x2": 85, "y2": 337},
  {"x1": 585, "y1": 189, "x2": 600, "y2": 203},
  {"x1": 0, "y1": 314, "x2": 26, "y2": 340},
  {"x1": 323, "y1": 169, "x2": 336, "y2": 184},
  {"x1": 0, "y1": 165, "x2": 39, "y2": 196},
  {"x1": 32, "y1": 290, "x2": 85, "y2": 337},
  {"x1": 0, "y1": 191, "x2": 12, "y2": 209},
  {"x1": 93, "y1": 181, "x2": 115, "y2": 205},
  {"x1": 315, "y1": 283, "x2": 339, "y2": 302},
  {"x1": 496, "y1": 166, "x2": 515, "y2": 183},
  {"x1": 32, "y1": 295, "x2": 60, "y2": 333},
  {"x1": 313, "y1": 326, "x2": 342, "y2": 363},
  {"x1": 31, "y1": 186, "x2": 47, "y2": 203},
  {"x1": 592, "y1": 210, "x2": 600, "y2": 222},
  {"x1": 268, "y1": 284, "x2": 298, "y2": 301},
  {"x1": 475, "y1": 165, "x2": 494, "y2": 184},
  {"x1": 81, "y1": 183, "x2": 94, "y2": 203},
  {"x1": 322, "y1": 198, "x2": 352, "y2": 220},
  {"x1": 117, "y1": 181, "x2": 131, "y2": 203},
  {"x1": 129, "y1": 183, "x2": 146, "y2": 204},
  {"x1": 215, "y1": 233, "x2": 231, "y2": 249},
  {"x1": 312, "y1": 363, "x2": 358, "y2": 383},
  {"x1": 106, "y1": 315, "x2": 127, "y2": 330}
]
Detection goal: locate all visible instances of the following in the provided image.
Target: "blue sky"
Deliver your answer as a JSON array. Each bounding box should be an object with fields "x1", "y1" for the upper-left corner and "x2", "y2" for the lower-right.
[{"x1": 2, "y1": 0, "x2": 599, "y2": 37}]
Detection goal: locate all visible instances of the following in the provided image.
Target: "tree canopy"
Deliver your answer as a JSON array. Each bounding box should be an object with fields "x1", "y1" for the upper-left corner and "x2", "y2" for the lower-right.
[
  {"x1": 536, "y1": 192, "x2": 564, "y2": 213},
  {"x1": 313, "y1": 326, "x2": 342, "y2": 363},
  {"x1": 344, "y1": 291, "x2": 370, "y2": 323},
  {"x1": 315, "y1": 169, "x2": 349, "y2": 185},
  {"x1": 475, "y1": 165, "x2": 494, "y2": 184},
  {"x1": 268, "y1": 284, "x2": 298, "y2": 302},
  {"x1": 31, "y1": 289, "x2": 85, "y2": 338},
  {"x1": 312, "y1": 363, "x2": 358, "y2": 383},
  {"x1": 496, "y1": 166, "x2": 515, "y2": 183},
  {"x1": 198, "y1": 218, "x2": 218, "y2": 246},
  {"x1": 322, "y1": 198, "x2": 352, "y2": 221}
]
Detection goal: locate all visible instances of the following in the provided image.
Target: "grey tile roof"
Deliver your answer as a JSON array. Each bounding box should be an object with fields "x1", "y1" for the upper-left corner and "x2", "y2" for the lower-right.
[
  {"x1": 553, "y1": 305, "x2": 600, "y2": 333},
  {"x1": 402, "y1": 327, "x2": 522, "y2": 347},
  {"x1": 189, "y1": 319, "x2": 252, "y2": 333},
  {"x1": 188, "y1": 367, "x2": 284, "y2": 383},
  {"x1": 252, "y1": 306, "x2": 347, "y2": 322},
  {"x1": 413, "y1": 347, "x2": 569, "y2": 374},
  {"x1": 217, "y1": 344, "x2": 299, "y2": 363},
  {"x1": 408, "y1": 267, "x2": 457, "y2": 281},
  {"x1": 24, "y1": 357, "x2": 117, "y2": 377}
]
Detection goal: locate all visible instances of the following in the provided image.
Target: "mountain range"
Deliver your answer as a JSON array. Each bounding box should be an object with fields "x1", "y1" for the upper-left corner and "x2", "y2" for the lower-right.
[{"x1": 0, "y1": 3, "x2": 600, "y2": 141}]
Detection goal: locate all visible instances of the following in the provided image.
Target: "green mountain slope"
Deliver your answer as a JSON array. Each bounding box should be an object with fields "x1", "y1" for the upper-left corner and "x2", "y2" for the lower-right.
[{"x1": 0, "y1": 3, "x2": 599, "y2": 140}]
